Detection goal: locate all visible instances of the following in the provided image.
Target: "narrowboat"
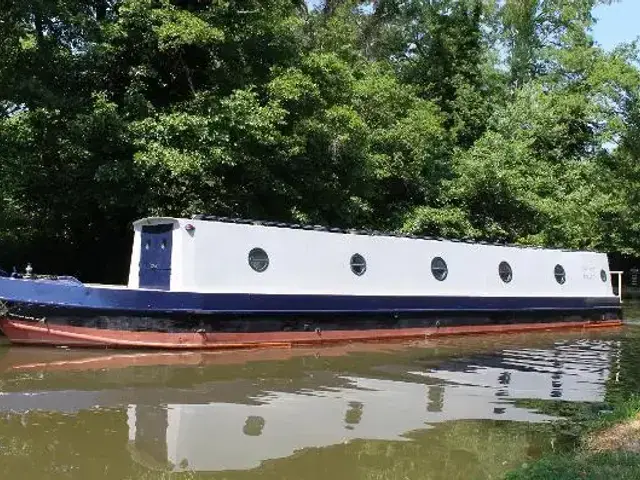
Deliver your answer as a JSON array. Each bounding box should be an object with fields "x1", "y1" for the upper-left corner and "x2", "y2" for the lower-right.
[{"x1": 0, "y1": 215, "x2": 623, "y2": 349}]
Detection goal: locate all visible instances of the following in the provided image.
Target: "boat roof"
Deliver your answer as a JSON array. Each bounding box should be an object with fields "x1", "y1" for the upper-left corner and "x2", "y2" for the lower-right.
[{"x1": 133, "y1": 215, "x2": 599, "y2": 254}]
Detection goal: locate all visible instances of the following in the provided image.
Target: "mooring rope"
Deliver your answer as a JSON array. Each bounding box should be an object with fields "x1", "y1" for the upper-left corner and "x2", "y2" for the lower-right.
[{"x1": 0, "y1": 301, "x2": 46, "y2": 323}]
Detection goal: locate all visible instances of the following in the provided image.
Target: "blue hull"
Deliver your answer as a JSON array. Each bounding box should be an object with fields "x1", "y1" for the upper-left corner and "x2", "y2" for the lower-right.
[
  {"x1": 0, "y1": 276, "x2": 622, "y2": 316},
  {"x1": 0, "y1": 276, "x2": 623, "y2": 348}
]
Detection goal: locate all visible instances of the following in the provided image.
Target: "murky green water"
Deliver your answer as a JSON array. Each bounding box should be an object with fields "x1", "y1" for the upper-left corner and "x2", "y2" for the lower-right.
[{"x1": 1, "y1": 316, "x2": 640, "y2": 479}]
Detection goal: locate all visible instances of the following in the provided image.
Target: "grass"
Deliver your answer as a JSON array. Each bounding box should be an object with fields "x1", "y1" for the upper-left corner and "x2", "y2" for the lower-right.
[
  {"x1": 504, "y1": 451, "x2": 640, "y2": 480},
  {"x1": 506, "y1": 396, "x2": 640, "y2": 480}
]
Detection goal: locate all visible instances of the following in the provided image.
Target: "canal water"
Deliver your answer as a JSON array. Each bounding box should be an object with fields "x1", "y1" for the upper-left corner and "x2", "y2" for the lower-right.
[{"x1": 1, "y1": 317, "x2": 640, "y2": 479}]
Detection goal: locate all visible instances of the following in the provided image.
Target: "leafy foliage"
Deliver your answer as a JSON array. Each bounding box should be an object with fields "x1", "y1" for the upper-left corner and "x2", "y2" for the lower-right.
[{"x1": 0, "y1": 0, "x2": 638, "y2": 281}]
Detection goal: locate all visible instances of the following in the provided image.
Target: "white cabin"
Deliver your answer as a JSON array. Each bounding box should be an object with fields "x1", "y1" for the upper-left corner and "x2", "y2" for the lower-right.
[{"x1": 127, "y1": 216, "x2": 616, "y2": 298}]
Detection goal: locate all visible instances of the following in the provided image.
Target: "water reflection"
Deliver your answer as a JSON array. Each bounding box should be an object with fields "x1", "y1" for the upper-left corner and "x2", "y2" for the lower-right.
[
  {"x1": 125, "y1": 341, "x2": 614, "y2": 472},
  {"x1": 126, "y1": 378, "x2": 554, "y2": 471},
  {"x1": 0, "y1": 331, "x2": 631, "y2": 478},
  {"x1": 414, "y1": 339, "x2": 614, "y2": 403}
]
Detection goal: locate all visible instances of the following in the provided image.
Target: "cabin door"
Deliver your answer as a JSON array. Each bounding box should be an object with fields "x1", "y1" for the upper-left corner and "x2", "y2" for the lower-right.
[{"x1": 139, "y1": 224, "x2": 173, "y2": 290}]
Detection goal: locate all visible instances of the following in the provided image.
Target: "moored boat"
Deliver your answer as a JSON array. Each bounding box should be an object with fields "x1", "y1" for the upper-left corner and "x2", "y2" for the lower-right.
[{"x1": 0, "y1": 215, "x2": 623, "y2": 349}]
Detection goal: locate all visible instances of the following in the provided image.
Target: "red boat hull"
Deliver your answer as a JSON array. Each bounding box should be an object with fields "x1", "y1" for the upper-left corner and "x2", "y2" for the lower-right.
[{"x1": 0, "y1": 317, "x2": 624, "y2": 350}]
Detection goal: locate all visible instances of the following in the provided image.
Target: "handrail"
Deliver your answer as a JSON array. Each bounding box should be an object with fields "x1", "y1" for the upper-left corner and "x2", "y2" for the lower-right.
[{"x1": 611, "y1": 270, "x2": 624, "y2": 303}]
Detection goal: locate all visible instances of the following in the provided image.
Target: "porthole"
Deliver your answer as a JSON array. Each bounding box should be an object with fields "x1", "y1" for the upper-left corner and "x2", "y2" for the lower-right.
[
  {"x1": 431, "y1": 257, "x2": 448, "y2": 281},
  {"x1": 248, "y1": 248, "x2": 269, "y2": 272},
  {"x1": 350, "y1": 253, "x2": 367, "y2": 276},
  {"x1": 499, "y1": 261, "x2": 513, "y2": 283},
  {"x1": 554, "y1": 264, "x2": 566, "y2": 285},
  {"x1": 601, "y1": 269, "x2": 608, "y2": 282}
]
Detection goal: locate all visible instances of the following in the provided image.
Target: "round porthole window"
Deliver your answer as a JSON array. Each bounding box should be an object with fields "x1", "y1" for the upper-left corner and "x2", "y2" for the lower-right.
[
  {"x1": 350, "y1": 254, "x2": 367, "y2": 276},
  {"x1": 554, "y1": 264, "x2": 566, "y2": 285},
  {"x1": 431, "y1": 257, "x2": 448, "y2": 281},
  {"x1": 600, "y1": 269, "x2": 608, "y2": 282},
  {"x1": 248, "y1": 248, "x2": 269, "y2": 272},
  {"x1": 499, "y1": 261, "x2": 513, "y2": 283}
]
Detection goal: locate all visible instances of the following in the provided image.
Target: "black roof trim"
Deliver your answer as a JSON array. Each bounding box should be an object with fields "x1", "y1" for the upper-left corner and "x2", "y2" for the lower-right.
[{"x1": 190, "y1": 214, "x2": 593, "y2": 253}]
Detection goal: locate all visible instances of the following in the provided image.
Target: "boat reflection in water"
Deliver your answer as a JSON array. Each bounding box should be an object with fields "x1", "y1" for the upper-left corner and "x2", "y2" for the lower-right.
[{"x1": 0, "y1": 335, "x2": 620, "y2": 473}]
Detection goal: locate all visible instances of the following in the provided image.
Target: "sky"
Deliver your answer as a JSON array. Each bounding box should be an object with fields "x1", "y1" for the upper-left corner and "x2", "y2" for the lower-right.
[{"x1": 591, "y1": 0, "x2": 640, "y2": 50}]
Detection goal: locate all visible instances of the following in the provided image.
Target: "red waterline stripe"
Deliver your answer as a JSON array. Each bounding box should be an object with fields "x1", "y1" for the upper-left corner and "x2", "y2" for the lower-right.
[{"x1": 0, "y1": 318, "x2": 624, "y2": 350}]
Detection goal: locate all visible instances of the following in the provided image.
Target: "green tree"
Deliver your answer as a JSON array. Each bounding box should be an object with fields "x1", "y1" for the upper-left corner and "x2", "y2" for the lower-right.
[{"x1": 1, "y1": 0, "x2": 640, "y2": 282}]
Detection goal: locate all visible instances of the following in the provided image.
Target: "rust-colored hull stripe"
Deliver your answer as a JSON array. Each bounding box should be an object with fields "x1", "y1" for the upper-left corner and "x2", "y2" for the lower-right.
[{"x1": 0, "y1": 318, "x2": 624, "y2": 350}]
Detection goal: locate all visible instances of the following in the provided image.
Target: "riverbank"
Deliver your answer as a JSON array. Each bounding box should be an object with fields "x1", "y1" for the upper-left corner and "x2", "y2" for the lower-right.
[{"x1": 506, "y1": 397, "x2": 640, "y2": 479}]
